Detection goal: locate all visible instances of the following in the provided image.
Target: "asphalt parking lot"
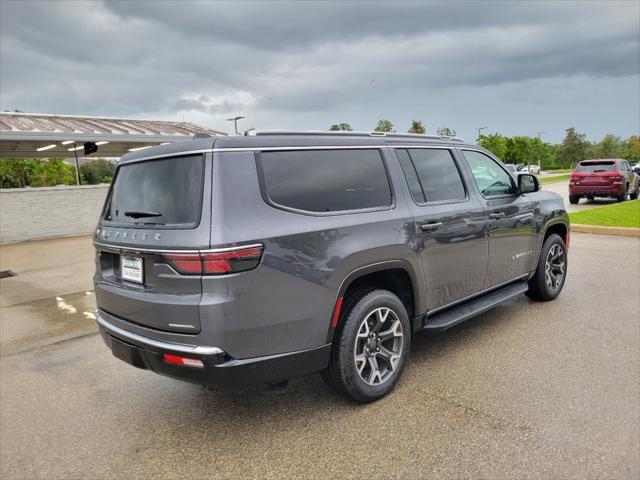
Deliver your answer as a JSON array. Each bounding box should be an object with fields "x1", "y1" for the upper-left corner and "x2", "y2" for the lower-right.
[{"x1": 1, "y1": 234, "x2": 639, "y2": 479}]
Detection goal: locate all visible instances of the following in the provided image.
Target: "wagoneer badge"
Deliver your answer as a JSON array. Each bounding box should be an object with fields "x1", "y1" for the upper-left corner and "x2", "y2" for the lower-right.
[{"x1": 95, "y1": 229, "x2": 161, "y2": 241}]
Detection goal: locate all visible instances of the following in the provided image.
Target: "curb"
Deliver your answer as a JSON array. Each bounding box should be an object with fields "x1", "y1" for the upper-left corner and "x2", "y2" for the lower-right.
[{"x1": 570, "y1": 224, "x2": 640, "y2": 237}]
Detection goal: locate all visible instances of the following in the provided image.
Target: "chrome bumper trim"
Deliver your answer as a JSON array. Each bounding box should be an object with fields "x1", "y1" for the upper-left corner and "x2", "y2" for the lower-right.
[{"x1": 96, "y1": 313, "x2": 224, "y2": 356}]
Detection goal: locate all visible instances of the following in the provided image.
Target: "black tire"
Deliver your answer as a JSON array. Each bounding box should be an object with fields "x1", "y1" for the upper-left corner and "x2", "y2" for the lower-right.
[
  {"x1": 569, "y1": 195, "x2": 580, "y2": 204},
  {"x1": 630, "y1": 186, "x2": 638, "y2": 200},
  {"x1": 586, "y1": 195, "x2": 594, "y2": 201},
  {"x1": 323, "y1": 289, "x2": 410, "y2": 403},
  {"x1": 617, "y1": 186, "x2": 627, "y2": 202},
  {"x1": 527, "y1": 233, "x2": 567, "y2": 301},
  {"x1": 321, "y1": 287, "x2": 375, "y2": 395}
]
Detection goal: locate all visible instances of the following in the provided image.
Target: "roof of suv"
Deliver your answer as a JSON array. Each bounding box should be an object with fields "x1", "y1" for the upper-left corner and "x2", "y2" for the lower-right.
[{"x1": 118, "y1": 131, "x2": 476, "y2": 165}]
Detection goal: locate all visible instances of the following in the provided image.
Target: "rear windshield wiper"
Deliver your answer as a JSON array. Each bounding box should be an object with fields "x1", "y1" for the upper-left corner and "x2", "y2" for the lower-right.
[{"x1": 124, "y1": 210, "x2": 162, "y2": 219}]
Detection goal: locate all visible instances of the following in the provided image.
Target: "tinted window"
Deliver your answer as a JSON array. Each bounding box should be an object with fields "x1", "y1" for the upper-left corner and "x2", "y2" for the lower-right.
[
  {"x1": 399, "y1": 149, "x2": 465, "y2": 203},
  {"x1": 259, "y1": 149, "x2": 392, "y2": 213},
  {"x1": 575, "y1": 161, "x2": 616, "y2": 173},
  {"x1": 463, "y1": 150, "x2": 516, "y2": 197},
  {"x1": 105, "y1": 155, "x2": 204, "y2": 227},
  {"x1": 396, "y1": 149, "x2": 426, "y2": 203}
]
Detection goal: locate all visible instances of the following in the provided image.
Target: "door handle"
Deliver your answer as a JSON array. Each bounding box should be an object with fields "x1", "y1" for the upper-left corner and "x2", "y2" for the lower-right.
[
  {"x1": 489, "y1": 212, "x2": 505, "y2": 219},
  {"x1": 420, "y1": 222, "x2": 443, "y2": 232}
]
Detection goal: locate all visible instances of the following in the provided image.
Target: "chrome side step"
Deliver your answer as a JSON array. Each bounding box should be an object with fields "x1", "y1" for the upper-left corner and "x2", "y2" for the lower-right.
[{"x1": 422, "y1": 280, "x2": 529, "y2": 332}]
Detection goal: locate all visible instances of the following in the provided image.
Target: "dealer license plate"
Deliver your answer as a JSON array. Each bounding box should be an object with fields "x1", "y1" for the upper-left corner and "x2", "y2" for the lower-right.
[{"x1": 121, "y1": 256, "x2": 143, "y2": 284}]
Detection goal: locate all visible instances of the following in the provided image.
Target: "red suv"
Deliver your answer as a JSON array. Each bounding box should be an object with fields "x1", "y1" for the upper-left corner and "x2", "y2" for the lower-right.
[{"x1": 569, "y1": 159, "x2": 639, "y2": 204}]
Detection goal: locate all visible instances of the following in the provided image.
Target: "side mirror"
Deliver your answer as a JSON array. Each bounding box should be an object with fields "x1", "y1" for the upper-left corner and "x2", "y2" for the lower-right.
[{"x1": 518, "y1": 173, "x2": 539, "y2": 194}]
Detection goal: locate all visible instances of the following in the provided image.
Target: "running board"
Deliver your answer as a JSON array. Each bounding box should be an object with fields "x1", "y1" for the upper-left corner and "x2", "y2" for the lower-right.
[{"x1": 422, "y1": 281, "x2": 529, "y2": 332}]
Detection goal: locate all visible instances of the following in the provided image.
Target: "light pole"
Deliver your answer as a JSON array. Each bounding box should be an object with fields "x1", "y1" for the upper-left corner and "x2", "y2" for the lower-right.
[
  {"x1": 536, "y1": 131, "x2": 546, "y2": 170},
  {"x1": 476, "y1": 126, "x2": 487, "y2": 141},
  {"x1": 226, "y1": 116, "x2": 245, "y2": 135}
]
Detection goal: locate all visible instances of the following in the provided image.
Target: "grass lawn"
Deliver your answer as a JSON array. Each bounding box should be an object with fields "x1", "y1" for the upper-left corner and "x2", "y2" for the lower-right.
[
  {"x1": 539, "y1": 173, "x2": 571, "y2": 184},
  {"x1": 569, "y1": 199, "x2": 640, "y2": 228},
  {"x1": 545, "y1": 169, "x2": 573, "y2": 174}
]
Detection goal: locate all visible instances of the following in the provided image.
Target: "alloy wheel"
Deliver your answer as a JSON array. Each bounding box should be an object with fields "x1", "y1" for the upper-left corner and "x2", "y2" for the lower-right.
[
  {"x1": 353, "y1": 307, "x2": 404, "y2": 386},
  {"x1": 544, "y1": 244, "x2": 565, "y2": 292}
]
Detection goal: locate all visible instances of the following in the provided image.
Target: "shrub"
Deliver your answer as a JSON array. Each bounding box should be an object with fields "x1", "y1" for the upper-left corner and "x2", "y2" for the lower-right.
[{"x1": 80, "y1": 159, "x2": 116, "y2": 185}]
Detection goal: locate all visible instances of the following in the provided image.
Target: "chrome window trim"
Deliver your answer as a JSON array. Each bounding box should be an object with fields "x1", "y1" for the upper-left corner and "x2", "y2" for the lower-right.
[
  {"x1": 386, "y1": 144, "x2": 463, "y2": 149},
  {"x1": 120, "y1": 149, "x2": 212, "y2": 163},
  {"x1": 97, "y1": 313, "x2": 224, "y2": 355},
  {"x1": 214, "y1": 145, "x2": 390, "y2": 152},
  {"x1": 93, "y1": 241, "x2": 263, "y2": 255},
  {"x1": 124, "y1": 143, "x2": 466, "y2": 163}
]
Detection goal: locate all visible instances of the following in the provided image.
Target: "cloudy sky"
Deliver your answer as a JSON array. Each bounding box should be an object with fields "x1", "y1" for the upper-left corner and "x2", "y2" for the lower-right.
[{"x1": 1, "y1": 0, "x2": 638, "y2": 142}]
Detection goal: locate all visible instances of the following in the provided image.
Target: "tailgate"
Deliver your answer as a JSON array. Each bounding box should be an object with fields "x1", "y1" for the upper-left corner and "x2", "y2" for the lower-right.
[
  {"x1": 579, "y1": 173, "x2": 614, "y2": 187},
  {"x1": 95, "y1": 247, "x2": 203, "y2": 333},
  {"x1": 94, "y1": 153, "x2": 211, "y2": 334}
]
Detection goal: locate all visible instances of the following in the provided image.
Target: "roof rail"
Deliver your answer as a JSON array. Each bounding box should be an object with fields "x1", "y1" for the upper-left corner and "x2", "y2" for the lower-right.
[{"x1": 246, "y1": 129, "x2": 465, "y2": 142}]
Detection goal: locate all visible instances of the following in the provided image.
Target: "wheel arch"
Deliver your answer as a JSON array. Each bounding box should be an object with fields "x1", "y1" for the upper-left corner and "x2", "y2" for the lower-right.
[{"x1": 326, "y1": 260, "x2": 424, "y2": 343}]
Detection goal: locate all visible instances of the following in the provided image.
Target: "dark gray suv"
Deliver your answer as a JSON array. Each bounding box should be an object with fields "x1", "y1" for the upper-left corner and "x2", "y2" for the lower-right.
[{"x1": 94, "y1": 131, "x2": 569, "y2": 402}]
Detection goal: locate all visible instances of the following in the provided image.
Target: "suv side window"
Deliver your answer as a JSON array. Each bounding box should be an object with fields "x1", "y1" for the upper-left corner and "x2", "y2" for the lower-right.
[
  {"x1": 462, "y1": 150, "x2": 517, "y2": 197},
  {"x1": 258, "y1": 149, "x2": 392, "y2": 213},
  {"x1": 397, "y1": 148, "x2": 466, "y2": 203}
]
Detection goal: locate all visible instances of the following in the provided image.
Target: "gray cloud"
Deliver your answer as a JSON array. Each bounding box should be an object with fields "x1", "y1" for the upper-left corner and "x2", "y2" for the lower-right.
[{"x1": 1, "y1": 0, "x2": 638, "y2": 142}]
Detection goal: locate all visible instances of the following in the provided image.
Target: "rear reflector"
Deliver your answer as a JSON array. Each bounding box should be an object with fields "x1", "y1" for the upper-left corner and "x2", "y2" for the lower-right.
[
  {"x1": 163, "y1": 245, "x2": 263, "y2": 276},
  {"x1": 564, "y1": 231, "x2": 570, "y2": 250},
  {"x1": 163, "y1": 354, "x2": 205, "y2": 368},
  {"x1": 331, "y1": 296, "x2": 344, "y2": 328}
]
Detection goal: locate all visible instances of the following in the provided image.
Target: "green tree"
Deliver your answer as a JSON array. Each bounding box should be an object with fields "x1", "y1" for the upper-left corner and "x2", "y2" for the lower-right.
[
  {"x1": 623, "y1": 135, "x2": 640, "y2": 162},
  {"x1": 556, "y1": 127, "x2": 590, "y2": 168},
  {"x1": 594, "y1": 133, "x2": 623, "y2": 159},
  {"x1": 0, "y1": 158, "x2": 42, "y2": 188},
  {"x1": 477, "y1": 133, "x2": 508, "y2": 161},
  {"x1": 32, "y1": 158, "x2": 75, "y2": 187},
  {"x1": 80, "y1": 159, "x2": 116, "y2": 184},
  {"x1": 529, "y1": 137, "x2": 555, "y2": 170},
  {"x1": 329, "y1": 123, "x2": 353, "y2": 131},
  {"x1": 506, "y1": 136, "x2": 533, "y2": 166},
  {"x1": 408, "y1": 120, "x2": 426, "y2": 134},
  {"x1": 437, "y1": 127, "x2": 456, "y2": 136},
  {"x1": 373, "y1": 119, "x2": 394, "y2": 132}
]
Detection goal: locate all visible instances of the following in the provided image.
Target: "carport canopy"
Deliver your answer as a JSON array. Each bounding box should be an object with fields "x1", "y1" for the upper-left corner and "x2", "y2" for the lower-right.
[{"x1": 0, "y1": 112, "x2": 227, "y2": 158}]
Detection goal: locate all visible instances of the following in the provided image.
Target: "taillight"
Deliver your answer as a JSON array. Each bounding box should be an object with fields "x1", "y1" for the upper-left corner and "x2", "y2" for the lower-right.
[
  {"x1": 611, "y1": 174, "x2": 625, "y2": 183},
  {"x1": 163, "y1": 245, "x2": 263, "y2": 276},
  {"x1": 163, "y1": 253, "x2": 202, "y2": 274}
]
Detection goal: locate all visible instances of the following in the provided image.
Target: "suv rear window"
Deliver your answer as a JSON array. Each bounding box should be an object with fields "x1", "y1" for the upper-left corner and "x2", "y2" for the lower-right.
[
  {"x1": 258, "y1": 149, "x2": 392, "y2": 213},
  {"x1": 575, "y1": 161, "x2": 617, "y2": 173},
  {"x1": 104, "y1": 155, "x2": 204, "y2": 228}
]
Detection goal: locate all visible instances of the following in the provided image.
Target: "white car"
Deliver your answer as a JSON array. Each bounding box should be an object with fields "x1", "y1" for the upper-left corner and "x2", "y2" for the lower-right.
[{"x1": 520, "y1": 165, "x2": 541, "y2": 174}]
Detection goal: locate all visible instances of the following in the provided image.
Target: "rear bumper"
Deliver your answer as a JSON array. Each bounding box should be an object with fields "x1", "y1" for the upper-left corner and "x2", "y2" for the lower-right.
[
  {"x1": 96, "y1": 313, "x2": 331, "y2": 386},
  {"x1": 569, "y1": 185, "x2": 624, "y2": 196}
]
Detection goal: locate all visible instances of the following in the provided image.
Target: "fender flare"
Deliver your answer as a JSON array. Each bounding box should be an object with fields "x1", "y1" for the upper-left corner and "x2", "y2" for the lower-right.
[{"x1": 325, "y1": 259, "x2": 425, "y2": 343}]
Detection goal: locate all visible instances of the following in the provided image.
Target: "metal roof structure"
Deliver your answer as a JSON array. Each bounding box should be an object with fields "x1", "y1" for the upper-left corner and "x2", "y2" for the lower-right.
[{"x1": 0, "y1": 112, "x2": 227, "y2": 158}]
